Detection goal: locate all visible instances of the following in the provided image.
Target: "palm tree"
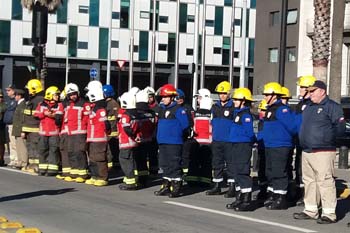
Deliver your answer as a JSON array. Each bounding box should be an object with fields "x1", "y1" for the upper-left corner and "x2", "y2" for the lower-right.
[{"x1": 312, "y1": 0, "x2": 331, "y2": 83}]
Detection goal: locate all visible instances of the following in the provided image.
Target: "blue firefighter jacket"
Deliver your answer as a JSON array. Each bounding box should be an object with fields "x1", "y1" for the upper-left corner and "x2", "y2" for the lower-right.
[
  {"x1": 211, "y1": 99, "x2": 235, "y2": 142},
  {"x1": 228, "y1": 106, "x2": 256, "y2": 143}
]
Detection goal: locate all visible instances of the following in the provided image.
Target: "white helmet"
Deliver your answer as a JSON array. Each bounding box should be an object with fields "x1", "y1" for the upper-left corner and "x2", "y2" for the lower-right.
[
  {"x1": 136, "y1": 90, "x2": 149, "y2": 103},
  {"x1": 120, "y1": 92, "x2": 136, "y2": 109},
  {"x1": 195, "y1": 88, "x2": 211, "y2": 98},
  {"x1": 144, "y1": 86, "x2": 155, "y2": 96},
  {"x1": 66, "y1": 83, "x2": 79, "y2": 95},
  {"x1": 85, "y1": 80, "x2": 104, "y2": 102},
  {"x1": 129, "y1": 87, "x2": 140, "y2": 96},
  {"x1": 199, "y1": 97, "x2": 213, "y2": 110}
]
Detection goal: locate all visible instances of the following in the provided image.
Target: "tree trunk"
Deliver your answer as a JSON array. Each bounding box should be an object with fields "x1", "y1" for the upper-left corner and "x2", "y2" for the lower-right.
[
  {"x1": 312, "y1": 0, "x2": 331, "y2": 82},
  {"x1": 329, "y1": 0, "x2": 345, "y2": 103}
]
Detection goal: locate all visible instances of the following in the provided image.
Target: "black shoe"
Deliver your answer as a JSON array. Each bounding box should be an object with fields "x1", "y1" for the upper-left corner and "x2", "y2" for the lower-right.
[
  {"x1": 205, "y1": 182, "x2": 221, "y2": 195},
  {"x1": 234, "y1": 193, "x2": 252, "y2": 211},
  {"x1": 224, "y1": 182, "x2": 236, "y2": 198},
  {"x1": 263, "y1": 192, "x2": 275, "y2": 207},
  {"x1": 317, "y1": 216, "x2": 336, "y2": 224},
  {"x1": 226, "y1": 192, "x2": 242, "y2": 209},
  {"x1": 266, "y1": 194, "x2": 288, "y2": 210},
  {"x1": 293, "y1": 212, "x2": 315, "y2": 220},
  {"x1": 154, "y1": 180, "x2": 170, "y2": 196},
  {"x1": 168, "y1": 180, "x2": 182, "y2": 198},
  {"x1": 0, "y1": 160, "x2": 7, "y2": 167},
  {"x1": 119, "y1": 183, "x2": 138, "y2": 191}
]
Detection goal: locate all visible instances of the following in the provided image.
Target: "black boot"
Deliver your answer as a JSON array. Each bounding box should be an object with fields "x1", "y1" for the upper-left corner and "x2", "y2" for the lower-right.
[
  {"x1": 226, "y1": 192, "x2": 242, "y2": 209},
  {"x1": 205, "y1": 182, "x2": 222, "y2": 195},
  {"x1": 266, "y1": 194, "x2": 288, "y2": 210},
  {"x1": 234, "y1": 192, "x2": 252, "y2": 211},
  {"x1": 224, "y1": 182, "x2": 236, "y2": 198},
  {"x1": 154, "y1": 179, "x2": 170, "y2": 196},
  {"x1": 168, "y1": 180, "x2": 182, "y2": 198},
  {"x1": 263, "y1": 191, "x2": 275, "y2": 207},
  {"x1": 256, "y1": 185, "x2": 268, "y2": 201}
]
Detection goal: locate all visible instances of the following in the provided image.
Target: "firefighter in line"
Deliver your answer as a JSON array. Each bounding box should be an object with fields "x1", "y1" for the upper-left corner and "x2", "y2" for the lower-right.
[
  {"x1": 293, "y1": 75, "x2": 316, "y2": 206},
  {"x1": 22, "y1": 79, "x2": 44, "y2": 173},
  {"x1": 226, "y1": 88, "x2": 255, "y2": 211},
  {"x1": 154, "y1": 84, "x2": 190, "y2": 198},
  {"x1": 34, "y1": 86, "x2": 62, "y2": 176},
  {"x1": 85, "y1": 81, "x2": 110, "y2": 187},
  {"x1": 117, "y1": 92, "x2": 141, "y2": 190},
  {"x1": 205, "y1": 81, "x2": 235, "y2": 196},
  {"x1": 135, "y1": 90, "x2": 157, "y2": 186},
  {"x1": 64, "y1": 83, "x2": 89, "y2": 183},
  {"x1": 186, "y1": 94, "x2": 213, "y2": 186},
  {"x1": 102, "y1": 85, "x2": 120, "y2": 171},
  {"x1": 259, "y1": 82, "x2": 296, "y2": 210}
]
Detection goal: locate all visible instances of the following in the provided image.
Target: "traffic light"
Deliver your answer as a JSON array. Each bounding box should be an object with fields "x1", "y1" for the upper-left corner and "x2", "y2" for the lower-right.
[
  {"x1": 32, "y1": 45, "x2": 43, "y2": 70},
  {"x1": 31, "y1": 1, "x2": 48, "y2": 44}
]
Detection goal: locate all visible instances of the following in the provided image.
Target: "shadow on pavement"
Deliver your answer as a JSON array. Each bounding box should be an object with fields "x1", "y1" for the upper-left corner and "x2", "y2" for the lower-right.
[{"x1": 0, "y1": 188, "x2": 76, "y2": 202}]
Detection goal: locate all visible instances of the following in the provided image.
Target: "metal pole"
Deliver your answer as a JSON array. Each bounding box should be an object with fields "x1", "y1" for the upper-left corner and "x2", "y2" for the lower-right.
[
  {"x1": 174, "y1": 0, "x2": 180, "y2": 88},
  {"x1": 278, "y1": 0, "x2": 288, "y2": 85},
  {"x1": 200, "y1": 0, "x2": 207, "y2": 89},
  {"x1": 150, "y1": 0, "x2": 157, "y2": 88},
  {"x1": 239, "y1": 0, "x2": 247, "y2": 88},
  {"x1": 118, "y1": 67, "x2": 122, "y2": 96},
  {"x1": 228, "y1": 0, "x2": 236, "y2": 85},
  {"x1": 346, "y1": 45, "x2": 350, "y2": 95},
  {"x1": 128, "y1": 0, "x2": 135, "y2": 90},
  {"x1": 65, "y1": 18, "x2": 70, "y2": 85},
  {"x1": 106, "y1": 0, "x2": 113, "y2": 84},
  {"x1": 192, "y1": 0, "x2": 200, "y2": 109}
]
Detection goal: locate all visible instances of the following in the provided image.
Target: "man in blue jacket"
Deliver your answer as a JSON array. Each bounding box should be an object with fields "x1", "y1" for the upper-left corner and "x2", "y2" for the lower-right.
[{"x1": 293, "y1": 80, "x2": 345, "y2": 224}]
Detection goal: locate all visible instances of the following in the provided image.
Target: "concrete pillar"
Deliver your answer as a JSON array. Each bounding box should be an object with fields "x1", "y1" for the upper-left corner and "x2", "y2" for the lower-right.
[{"x1": 2, "y1": 57, "x2": 13, "y2": 89}]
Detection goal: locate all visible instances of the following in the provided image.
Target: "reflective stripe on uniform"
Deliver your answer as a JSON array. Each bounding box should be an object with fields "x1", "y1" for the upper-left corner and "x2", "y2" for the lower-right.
[
  {"x1": 123, "y1": 177, "x2": 137, "y2": 185},
  {"x1": 22, "y1": 127, "x2": 39, "y2": 133},
  {"x1": 48, "y1": 164, "x2": 59, "y2": 171}
]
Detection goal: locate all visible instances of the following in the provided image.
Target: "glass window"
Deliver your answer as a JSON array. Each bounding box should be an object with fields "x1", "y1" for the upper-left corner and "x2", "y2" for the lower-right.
[
  {"x1": 158, "y1": 44, "x2": 167, "y2": 51},
  {"x1": 99, "y1": 28, "x2": 108, "y2": 59},
  {"x1": 234, "y1": 51, "x2": 239, "y2": 58},
  {"x1": 205, "y1": 20, "x2": 214, "y2": 27},
  {"x1": 0, "y1": 21, "x2": 10, "y2": 53},
  {"x1": 121, "y1": 0, "x2": 130, "y2": 7},
  {"x1": 89, "y1": 0, "x2": 99, "y2": 26},
  {"x1": 133, "y1": 45, "x2": 139, "y2": 52},
  {"x1": 186, "y1": 49, "x2": 193, "y2": 56},
  {"x1": 78, "y1": 41, "x2": 88, "y2": 49},
  {"x1": 12, "y1": 0, "x2": 22, "y2": 20},
  {"x1": 57, "y1": 0, "x2": 67, "y2": 24},
  {"x1": 179, "y1": 3, "x2": 187, "y2": 33},
  {"x1": 270, "y1": 11, "x2": 280, "y2": 26},
  {"x1": 187, "y1": 15, "x2": 195, "y2": 22},
  {"x1": 250, "y1": 0, "x2": 256, "y2": 9},
  {"x1": 79, "y1": 5, "x2": 89, "y2": 14},
  {"x1": 168, "y1": 33, "x2": 176, "y2": 62},
  {"x1": 68, "y1": 25, "x2": 77, "y2": 57},
  {"x1": 234, "y1": 19, "x2": 241, "y2": 26},
  {"x1": 223, "y1": 37, "x2": 230, "y2": 49},
  {"x1": 140, "y1": 11, "x2": 150, "y2": 19},
  {"x1": 286, "y1": 46, "x2": 296, "y2": 62},
  {"x1": 22, "y1": 38, "x2": 32, "y2": 46},
  {"x1": 224, "y1": 0, "x2": 232, "y2": 7},
  {"x1": 213, "y1": 47, "x2": 221, "y2": 54},
  {"x1": 287, "y1": 9, "x2": 298, "y2": 25},
  {"x1": 269, "y1": 48, "x2": 278, "y2": 63},
  {"x1": 120, "y1": 6, "x2": 129, "y2": 28},
  {"x1": 248, "y1": 39, "x2": 255, "y2": 66},
  {"x1": 112, "y1": 12, "x2": 120, "y2": 19},
  {"x1": 222, "y1": 49, "x2": 229, "y2": 65},
  {"x1": 214, "y1": 7, "x2": 223, "y2": 35},
  {"x1": 159, "y1": 16, "x2": 168, "y2": 23},
  {"x1": 56, "y1": 37, "x2": 66, "y2": 45},
  {"x1": 139, "y1": 31, "x2": 149, "y2": 61},
  {"x1": 111, "y1": 40, "x2": 119, "y2": 48}
]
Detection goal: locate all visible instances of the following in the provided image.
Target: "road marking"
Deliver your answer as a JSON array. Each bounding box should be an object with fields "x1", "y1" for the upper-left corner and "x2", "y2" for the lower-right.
[{"x1": 164, "y1": 201, "x2": 317, "y2": 233}]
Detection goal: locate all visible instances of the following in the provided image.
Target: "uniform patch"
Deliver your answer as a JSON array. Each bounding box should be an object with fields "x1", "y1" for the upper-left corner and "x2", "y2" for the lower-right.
[
  {"x1": 301, "y1": 104, "x2": 307, "y2": 111},
  {"x1": 86, "y1": 106, "x2": 91, "y2": 111},
  {"x1": 234, "y1": 116, "x2": 240, "y2": 123},
  {"x1": 100, "y1": 111, "x2": 106, "y2": 117},
  {"x1": 282, "y1": 108, "x2": 288, "y2": 113},
  {"x1": 181, "y1": 110, "x2": 186, "y2": 114},
  {"x1": 224, "y1": 110, "x2": 229, "y2": 117},
  {"x1": 165, "y1": 111, "x2": 170, "y2": 118},
  {"x1": 317, "y1": 108, "x2": 323, "y2": 114},
  {"x1": 122, "y1": 118, "x2": 127, "y2": 123},
  {"x1": 245, "y1": 118, "x2": 251, "y2": 122},
  {"x1": 339, "y1": 117, "x2": 345, "y2": 122},
  {"x1": 267, "y1": 112, "x2": 272, "y2": 119}
]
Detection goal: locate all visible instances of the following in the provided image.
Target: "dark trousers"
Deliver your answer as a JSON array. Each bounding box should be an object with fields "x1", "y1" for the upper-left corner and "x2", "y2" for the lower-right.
[
  {"x1": 159, "y1": 144, "x2": 183, "y2": 180},
  {"x1": 232, "y1": 143, "x2": 252, "y2": 191},
  {"x1": 59, "y1": 134, "x2": 70, "y2": 176},
  {"x1": 27, "y1": 132, "x2": 40, "y2": 165},
  {"x1": 181, "y1": 138, "x2": 196, "y2": 171},
  {"x1": 135, "y1": 143, "x2": 149, "y2": 177},
  {"x1": 265, "y1": 147, "x2": 291, "y2": 194},
  {"x1": 119, "y1": 148, "x2": 138, "y2": 184},
  {"x1": 295, "y1": 144, "x2": 303, "y2": 186},
  {"x1": 211, "y1": 141, "x2": 232, "y2": 182},
  {"x1": 258, "y1": 147, "x2": 267, "y2": 186},
  {"x1": 67, "y1": 134, "x2": 88, "y2": 179},
  {"x1": 107, "y1": 137, "x2": 119, "y2": 167},
  {"x1": 38, "y1": 135, "x2": 60, "y2": 174},
  {"x1": 187, "y1": 142, "x2": 212, "y2": 184},
  {"x1": 88, "y1": 142, "x2": 108, "y2": 180}
]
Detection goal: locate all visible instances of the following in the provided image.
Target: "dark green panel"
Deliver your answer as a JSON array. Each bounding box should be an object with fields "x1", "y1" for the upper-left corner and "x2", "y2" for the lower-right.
[
  {"x1": 12, "y1": 0, "x2": 22, "y2": 20},
  {"x1": 251, "y1": 0, "x2": 256, "y2": 8},
  {"x1": 139, "y1": 31, "x2": 149, "y2": 61},
  {"x1": 0, "y1": 21, "x2": 10, "y2": 53},
  {"x1": 168, "y1": 33, "x2": 176, "y2": 62},
  {"x1": 179, "y1": 3, "x2": 187, "y2": 33},
  {"x1": 246, "y1": 9, "x2": 249, "y2": 37},
  {"x1": 99, "y1": 28, "x2": 108, "y2": 59},
  {"x1": 214, "y1": 6, "x2": 223, "y2": 35},
  {"x1": 121, "y1": 0, "x2": 130, "y2": 7},
  {"x1": 57, "y1": 0, "x2": 67, "y2": 24},
  {"x1": 68, "y1": 26, "x2": 77, "y2": 57},
  {"x1": 89, "y1": 0, "x2": 99, "y2": 26},
  {"x1": 224, "y1": 0, "x2": 232, "y2": 6},
  {"x1": 248, "y1": 38, "x2": 255, "y2": 66},
  {"x1": 120, "y1": 6, "x2": 129, "y2": 28}
]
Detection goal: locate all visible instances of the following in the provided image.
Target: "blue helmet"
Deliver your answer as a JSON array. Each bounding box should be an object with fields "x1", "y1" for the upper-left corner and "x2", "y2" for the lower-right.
[
  {"x1": 102, "y1": 85, "x2": 115, "y2": 98},
  {"x1": 176, "y1": 89, "x2": 185, "y2": 99}
]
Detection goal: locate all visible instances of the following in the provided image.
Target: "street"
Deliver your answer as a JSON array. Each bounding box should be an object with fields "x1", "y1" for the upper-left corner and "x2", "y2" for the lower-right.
[{"x1": 0, "y1": 167, "x2": 349, "y2": 233}]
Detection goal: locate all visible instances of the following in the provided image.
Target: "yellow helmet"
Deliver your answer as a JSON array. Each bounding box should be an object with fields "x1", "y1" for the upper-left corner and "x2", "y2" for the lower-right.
[
  {"x1": 215, "y1": 81, "x2": 232, "y2": 94},
  {"x1": 281, "y1": 87, "x2": 291, "y2": 98},
  {"x1": 263, "y1": 82, "x2": 282, "y2": 95},
  {"x1": 258, "y1": 99, "x2": 268, "y2": 111},
  {"x1": 296, "y1": 75, "x2": 316, "y2": 87},
  {"x1": 232, "y1": 88, "x2": 254, "y2": 101},
  {"x1": 26, "y1": 79, "x2": 43, "y2": 95},
  {"x1": 45, "y1": 86, "x2": 60, "y2": 101}
]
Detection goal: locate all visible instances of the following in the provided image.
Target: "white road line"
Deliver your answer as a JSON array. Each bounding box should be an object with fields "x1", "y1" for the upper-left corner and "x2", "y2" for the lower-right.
[{"x1": 164, "y1": 201, "x2": 317, "y2": 233}]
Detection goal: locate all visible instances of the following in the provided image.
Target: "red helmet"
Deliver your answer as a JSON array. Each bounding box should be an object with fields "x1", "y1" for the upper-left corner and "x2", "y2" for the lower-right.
[{"x1": 159, "y1": 84, "x2": 177, "y2": 97}]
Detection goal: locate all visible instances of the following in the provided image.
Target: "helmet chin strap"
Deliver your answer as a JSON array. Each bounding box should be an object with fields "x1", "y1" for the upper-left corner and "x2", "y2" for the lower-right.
[{"x1": 266, "y1": 94, "x2": 274, "y2": 105}]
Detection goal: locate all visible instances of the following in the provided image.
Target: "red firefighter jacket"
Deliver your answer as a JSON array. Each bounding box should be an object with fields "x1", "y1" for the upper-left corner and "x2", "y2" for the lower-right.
[
  {"x1": 194, "y1": 109, "x2": 212, "y2": 144},
  {"x1": 34, "y1": 100, "x2": 62, "y2": 136},
  {"x1": 65, "y1": 98, "x2": 89, "y2": 135}
]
